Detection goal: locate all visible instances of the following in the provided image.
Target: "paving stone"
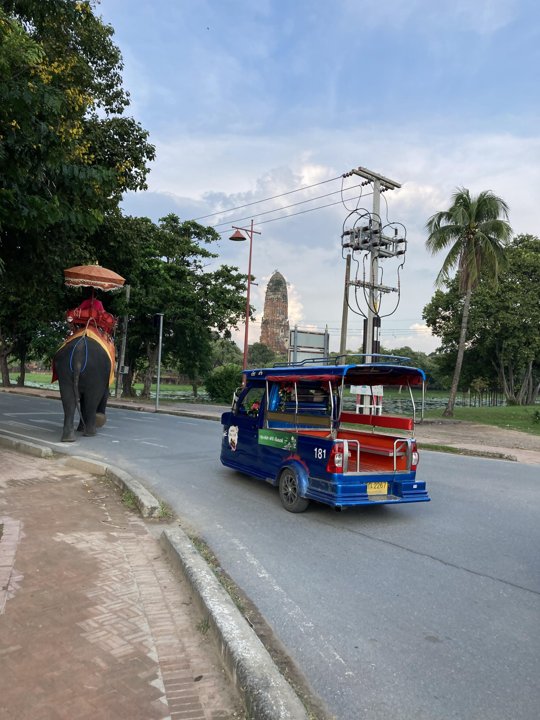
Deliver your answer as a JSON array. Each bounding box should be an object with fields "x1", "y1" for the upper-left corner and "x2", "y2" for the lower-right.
[{"x1": 0, "y1": 448, "x2": 245, "y2": 720}]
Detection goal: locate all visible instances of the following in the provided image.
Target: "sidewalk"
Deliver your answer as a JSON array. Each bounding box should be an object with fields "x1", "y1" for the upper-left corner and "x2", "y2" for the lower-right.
[
  {"x1": 0, "y1": 447, "x2": 245, "y2": 720},
  {"x1": 1, "y1": 386, "x2": 538, "y2": 719}
]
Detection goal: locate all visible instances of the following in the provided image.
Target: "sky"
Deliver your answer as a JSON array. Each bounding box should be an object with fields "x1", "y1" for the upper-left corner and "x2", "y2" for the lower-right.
[{"x1": 95, "y1": 0, "x2": 540, "y2": 354}]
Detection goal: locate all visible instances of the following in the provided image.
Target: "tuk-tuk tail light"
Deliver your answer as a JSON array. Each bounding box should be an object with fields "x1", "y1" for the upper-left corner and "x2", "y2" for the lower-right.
[
  {"x1": 411, "y1": 442, "x2": 419, "y2": 470},
  {"x1": 327, "y1": 443, "x2": 344, "y2": 473}
]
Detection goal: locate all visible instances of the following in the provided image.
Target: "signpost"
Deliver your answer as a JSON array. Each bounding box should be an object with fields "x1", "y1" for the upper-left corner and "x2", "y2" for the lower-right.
[{"x1": 289, "y1": 326, "x2": 329, "y2": 364}]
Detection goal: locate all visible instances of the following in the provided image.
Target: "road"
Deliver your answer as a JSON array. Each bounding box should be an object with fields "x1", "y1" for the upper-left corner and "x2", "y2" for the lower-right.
[{"x1": 1, "y1": 393, "x2": 539, "y2": 720}]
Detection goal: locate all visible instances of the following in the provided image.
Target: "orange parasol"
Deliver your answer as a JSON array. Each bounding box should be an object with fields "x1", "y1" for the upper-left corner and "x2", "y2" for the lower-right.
[{"x1": 64, "y1": 264, "x2": 125, "y2": 291}]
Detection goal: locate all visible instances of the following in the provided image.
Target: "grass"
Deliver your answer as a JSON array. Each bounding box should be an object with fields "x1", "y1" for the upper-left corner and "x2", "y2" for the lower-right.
[
  {"x1": 196, "y1": 617, "x2": 210, "y2": 635},
  {"x1": 121, "y1": 490, "x2": 138, "y2": 510},
  {"x1": 189, "y1": 534, "x2": 246, "y2": 615},
  {"x1": 9, "y1": 372, "x2": 540, "y2": 434},
  {"x1": 10, "y1": 372, "x2": 194, "y2": 394},
  {"x1": 156, "y1": 501, "x2": 175, "y2": 521},
  {"x1": 424, "y1": 404, "x2": 540, "y2": 435}
]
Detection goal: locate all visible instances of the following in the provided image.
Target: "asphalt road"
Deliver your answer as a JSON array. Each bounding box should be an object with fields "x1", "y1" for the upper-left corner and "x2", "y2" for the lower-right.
[{"x1": 1, "y1": 393, "x2": 539, "y2": 720}]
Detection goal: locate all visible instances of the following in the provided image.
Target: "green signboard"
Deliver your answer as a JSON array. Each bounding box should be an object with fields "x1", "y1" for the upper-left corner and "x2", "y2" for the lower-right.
[{"x1": 258, "y1": 428, "x2": 297, "y2": 452}]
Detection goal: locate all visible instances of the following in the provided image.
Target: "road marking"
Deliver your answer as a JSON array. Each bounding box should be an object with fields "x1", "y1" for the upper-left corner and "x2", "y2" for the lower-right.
[
  {"x1": 4, "y1": 420, "x2": 56, "y2": 434},
  {"x1": 3, "y1": 411, "x2": 59, "y2": 416},
  {"x1": 0, "y1": 428, "x2": 67, "y2": 447},
  {"x1": 216, "y1": 527, "x2": 352, "y2": 675},
  {"x1": 140, "y1": 441, "x2": 168, "y2": 449},
  {"x1": 121, "y1": 415, "x2": 153, "y2": 422}
]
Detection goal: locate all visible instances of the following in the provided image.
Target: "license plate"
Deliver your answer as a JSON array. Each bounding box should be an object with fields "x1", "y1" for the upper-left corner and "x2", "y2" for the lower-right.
[{"x1": 367, "y1": 482, "x2": 388, "y2": 495}]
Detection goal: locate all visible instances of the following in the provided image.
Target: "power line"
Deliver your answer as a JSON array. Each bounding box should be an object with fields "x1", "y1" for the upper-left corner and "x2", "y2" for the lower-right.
[
  {"x1": 246, "y1": 318, "x2": 429, "y2": 335},
  {"x1": 215, "y1": 192, "x2": 374, "y2": 235},
  {"x1": 211, "y1": 182, "x2": 367, "y2": 230},
  {"x1": 192, "y1": 174, "x2": 344, "y2": 222}
]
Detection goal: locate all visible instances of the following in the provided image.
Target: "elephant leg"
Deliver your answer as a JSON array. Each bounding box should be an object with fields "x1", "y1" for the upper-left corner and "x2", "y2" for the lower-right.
[
  {"x1": 95, "y1": 389, "x2": 109, "y2": 428},
  {"x1": 59, "y1": 383, "x2": 76, "y2": 442},
  {"x1": 82, "y1": 395, "x2": 97, "y2": 436},
  {"x1": 83, "y1": 410, "x2": 97, "y2": 436}
]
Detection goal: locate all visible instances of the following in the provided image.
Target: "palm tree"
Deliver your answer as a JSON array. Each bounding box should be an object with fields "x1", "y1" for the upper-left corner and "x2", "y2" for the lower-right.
[{"x1": 426, "y1": 188, "x2": 512, "y2": 417}]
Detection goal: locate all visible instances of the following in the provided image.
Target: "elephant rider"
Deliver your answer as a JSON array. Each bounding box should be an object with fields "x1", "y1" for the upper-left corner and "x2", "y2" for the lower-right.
[{"x1": 66, "y1": 293, "x2": 116, "y2": 337}]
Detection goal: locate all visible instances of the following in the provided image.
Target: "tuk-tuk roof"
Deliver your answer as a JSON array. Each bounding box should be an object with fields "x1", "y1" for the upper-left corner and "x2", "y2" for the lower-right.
[{"x1": 244, "y1": 363, "x2": 425, "y2": 387}]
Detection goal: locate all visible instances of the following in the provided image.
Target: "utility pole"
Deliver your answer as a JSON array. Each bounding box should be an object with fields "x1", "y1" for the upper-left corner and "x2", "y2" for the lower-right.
[
  {"x1": 338, "y1": 254, "x2": 351, "y2": 362},
  {"x1": 365, "y1": 175, "x2": 381, "y2": 360},
  {"x1": 342, "y1": 166, "x2": 402, "y2": 363}
]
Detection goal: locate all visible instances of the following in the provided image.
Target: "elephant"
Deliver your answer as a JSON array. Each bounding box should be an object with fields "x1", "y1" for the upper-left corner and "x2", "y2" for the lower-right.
[{"x1": 53, "y1": 330, "x2": 114, "y2": 442}]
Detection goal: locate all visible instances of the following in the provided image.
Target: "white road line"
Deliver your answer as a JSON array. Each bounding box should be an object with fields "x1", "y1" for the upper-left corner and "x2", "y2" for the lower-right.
[
  {"x1": 4, "y1": 420, "x2": 56, "y2": 434},
  {"x1": 216, "y1": 526, "x2": 352, "y2": 675},
  {"x1": 3, "y1": 412, "x2": 60, "y2": 416},
  {"x1": 120, "y1": 415, "x2": 154, "y2": 421},
  {"x1": 0, "y1": 428, "x2": 68, "y2": 447},
  {"x1": 140, "y1": 441, "x2": 168, "y2": 448}
]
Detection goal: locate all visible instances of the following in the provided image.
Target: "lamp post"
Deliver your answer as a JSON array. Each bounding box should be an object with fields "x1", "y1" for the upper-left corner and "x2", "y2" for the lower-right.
[
  {"x1": 229, "y1": 220, "x2": 261, "y2": 372},
  {"x1": 154, "y1": 313, "x2": 164, "y2": 411},
  {"x1": 115, "y1": 284, "x2": 130, "y2": 398}
]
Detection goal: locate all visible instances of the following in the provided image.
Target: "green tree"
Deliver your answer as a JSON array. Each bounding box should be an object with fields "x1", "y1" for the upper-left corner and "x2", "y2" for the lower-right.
[
  {"x1": 423, "y1": 235, "x2": 540, "y2": 405},
  {"x1": 382, "y1": 345, "x2": 439, "y2": 387},
  {"x1": 210, "y1": 337, "x2": 243, "y2": 369},
  {"x1": 425, "y1": 188, "x2": 511, "y2": 416},
  {"x1": 91, "y1": 213, "x2": 248, "y2": 399},
  {"x1": 0, "y1": 1, "x2": 154, "y2": 384},
  {"x1": 204, "y1": 363, "x2": 243, "y2": 404},
  {"x1": 422, "y1": 279, "x2": 500, "y2": 392},
  {"x1": 248, "y1": 342, "x2": 276, "y2": 368},
  {"x1": 464, "y1": 235, "x2": 540, "y2": 404}
]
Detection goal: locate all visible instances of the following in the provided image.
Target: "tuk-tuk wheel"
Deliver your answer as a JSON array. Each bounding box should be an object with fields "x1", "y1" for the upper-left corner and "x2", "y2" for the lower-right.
[{"x1": 279, "y1": 468, "x2": 309, "y2": 513}]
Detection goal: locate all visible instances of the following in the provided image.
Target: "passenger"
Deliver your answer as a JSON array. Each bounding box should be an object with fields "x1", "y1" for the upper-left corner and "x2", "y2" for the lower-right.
[
  {"x1": 67, "y1": 291, "x2": 115, "y2": 336},
  {"x1": 77, "y1": 294, "x2": 105, "y2": 315}
]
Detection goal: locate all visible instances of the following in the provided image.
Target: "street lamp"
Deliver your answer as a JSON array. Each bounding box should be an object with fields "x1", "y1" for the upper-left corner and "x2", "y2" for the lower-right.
[{"x1": 229, "y1": 219, "x2": 261, "y2": 372}]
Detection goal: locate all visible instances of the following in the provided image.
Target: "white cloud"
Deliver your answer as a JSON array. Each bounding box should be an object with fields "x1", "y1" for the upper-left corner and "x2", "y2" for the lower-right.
[{"x1": 121, "y1": 124, "x2": 539, "y2": 358}]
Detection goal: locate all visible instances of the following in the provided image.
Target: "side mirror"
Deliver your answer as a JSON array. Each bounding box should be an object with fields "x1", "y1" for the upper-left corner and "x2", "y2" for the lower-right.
[{"x1": 232, "y1": 386, "x2": 243, "y2": 412}]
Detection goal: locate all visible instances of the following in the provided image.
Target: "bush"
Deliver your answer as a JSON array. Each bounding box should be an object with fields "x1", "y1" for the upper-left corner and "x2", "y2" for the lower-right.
[{"x1": 204, "y1": 364, "x2": 243, "y2": 403}]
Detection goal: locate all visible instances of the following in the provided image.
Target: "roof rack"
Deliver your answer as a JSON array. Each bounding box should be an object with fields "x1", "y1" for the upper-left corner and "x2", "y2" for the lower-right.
[{"x1": 273, "y1": 353, "x2": 412, "y2": 368}]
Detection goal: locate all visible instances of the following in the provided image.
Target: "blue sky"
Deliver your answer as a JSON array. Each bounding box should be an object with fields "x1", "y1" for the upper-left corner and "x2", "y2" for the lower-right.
[{"x1": 96, "y1": 0, "x2": 539, "y2": 352}]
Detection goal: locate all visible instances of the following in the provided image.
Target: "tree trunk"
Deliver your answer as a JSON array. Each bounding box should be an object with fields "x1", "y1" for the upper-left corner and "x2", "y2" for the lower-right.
[
  {"x1": 0, "y1": 352, "x2": 10, "y2": 386},
  {"x1": 517, "y1": 361, "x2": 532, "y2": 405},
  {"x1": 0, "y1": 329, "x2": 12, "y2": 386},
  {"x1": 122, "y1": 363, "x2": 137, "y2": 397},
  {"x1": 443, "y1": 284, "x2": 472, "y2": 417},
  {"x1": 499, "y1": 361, "x2": 516, "y2": 404},
  {"x1": 141, "y1": 343, "x2": 157, "y2": 399},
  {"x1": 17, "y1": 353, "x2": 26, "y2": 386}
]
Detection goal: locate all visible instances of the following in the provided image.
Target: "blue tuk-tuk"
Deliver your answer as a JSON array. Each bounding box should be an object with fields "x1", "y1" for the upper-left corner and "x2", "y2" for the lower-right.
[{"x1": 220, "y1": 357, "x2": 430, "y2": 513}]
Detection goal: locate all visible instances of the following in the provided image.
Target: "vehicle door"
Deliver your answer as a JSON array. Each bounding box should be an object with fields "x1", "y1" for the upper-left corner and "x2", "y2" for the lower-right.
[
  {"x1": 223, "y1": 385, "x2": 265, "y2": 472},
  {"x1": 257, "y1": 381, "x2": 301, "y2": 480}
]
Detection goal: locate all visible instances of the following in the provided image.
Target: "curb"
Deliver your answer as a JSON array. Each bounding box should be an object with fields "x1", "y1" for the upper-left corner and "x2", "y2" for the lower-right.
[
  {"x1": 0, "y1": 434, "x2": 54, "y2": 458},
  {"x1": 0, "y1": 434, "x2": 309, "y2": 720},
  {"x1": 66, "y1": 455, "x2": 162, "y2": 518},
  {"x1": 162, "y1": 529, "x2": 308, "y2": 720}
]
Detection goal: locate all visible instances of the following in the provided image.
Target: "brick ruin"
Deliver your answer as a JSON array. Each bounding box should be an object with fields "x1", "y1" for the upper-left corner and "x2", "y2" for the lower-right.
[{"x1": 260, "y1": 270, "x2": 289, "y2": 355}]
